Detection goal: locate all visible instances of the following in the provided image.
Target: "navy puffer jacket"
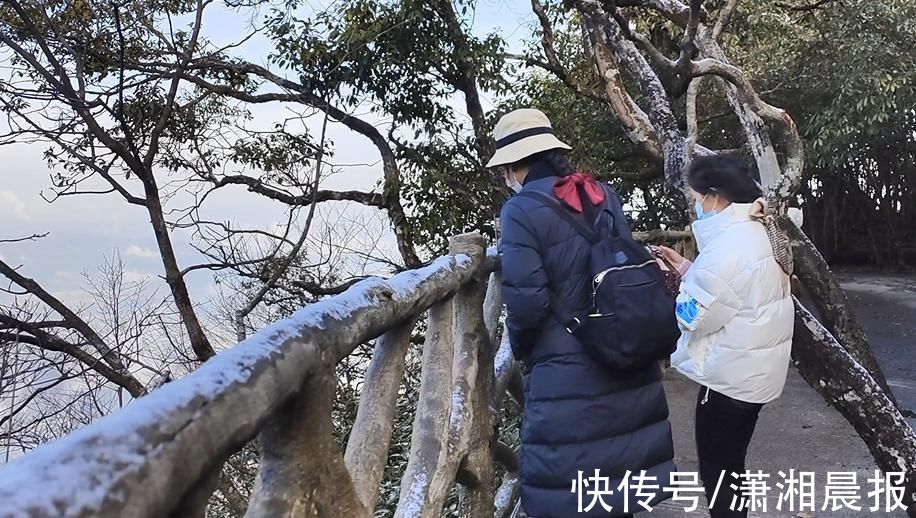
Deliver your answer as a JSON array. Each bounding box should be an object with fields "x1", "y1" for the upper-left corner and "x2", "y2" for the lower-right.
[{"x1": 500, "y1": 175, "x2": 676, "y2": 517}]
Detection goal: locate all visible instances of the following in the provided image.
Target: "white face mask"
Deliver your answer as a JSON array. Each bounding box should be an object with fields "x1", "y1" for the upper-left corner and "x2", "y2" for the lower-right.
[{"x1": 504, "y1": 169, "x2": 523, "y2": 193}]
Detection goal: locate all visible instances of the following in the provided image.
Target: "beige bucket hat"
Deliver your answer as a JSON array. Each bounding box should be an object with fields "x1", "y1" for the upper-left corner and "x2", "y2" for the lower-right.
[{"x1": 486, "y1": 108, "x2": 571, "y2": 168}]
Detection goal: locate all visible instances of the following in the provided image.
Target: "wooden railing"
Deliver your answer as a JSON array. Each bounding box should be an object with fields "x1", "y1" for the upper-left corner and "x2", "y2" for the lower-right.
[{"x1": 0, "y1": 233, "x2": 517, "y2": 518}]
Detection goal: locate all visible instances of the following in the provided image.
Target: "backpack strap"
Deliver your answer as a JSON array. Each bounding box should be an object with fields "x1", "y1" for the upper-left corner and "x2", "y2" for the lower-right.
[
  {"x1": 516, "y1": 190, "x2": 610, "y2": 244},
  {"x1": 513, "y1": 189, "x2": 607, "y2": 333}
]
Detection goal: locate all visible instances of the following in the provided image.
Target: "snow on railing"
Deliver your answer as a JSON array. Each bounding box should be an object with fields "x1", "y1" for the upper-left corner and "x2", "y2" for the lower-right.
[{"x1": 0, "y1": 233, "x2": 517, "y2": 518}]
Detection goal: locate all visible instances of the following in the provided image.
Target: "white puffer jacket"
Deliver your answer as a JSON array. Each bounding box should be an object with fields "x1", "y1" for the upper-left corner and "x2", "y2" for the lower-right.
[{"x1": 670, "y1": 202, "x2": 795, "y2": 404}]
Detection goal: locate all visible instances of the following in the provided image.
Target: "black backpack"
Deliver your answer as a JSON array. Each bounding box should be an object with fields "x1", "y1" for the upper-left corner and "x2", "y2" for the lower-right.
[{"x1": 517, "y1": 187, "x2": 680, "y2": 372}]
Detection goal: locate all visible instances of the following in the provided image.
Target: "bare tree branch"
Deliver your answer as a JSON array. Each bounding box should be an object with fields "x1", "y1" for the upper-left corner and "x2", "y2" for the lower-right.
[
  {"x1": 685, "y1": 76, "x2": 703, "y2": 158},
  {"x1": 577, "y1": 0, "x2": 691, "y2": 197},
  {"x1": 0, "y1": 325, "x2": 143, "y2": 398},
  {"x1": 690, "y1": 57, "x2": 804, "y2": 195},
  {"x1": 774, "y1": 0, "x2": 836, "y2": 12},
  {"x1": 161, "y1": 60, "x2": 420, "y2": 266},
  {"x1": 503, "y1": 53, "x2": 608, "y2": 104},
  {"x1": 143, "y1": 0, "x2": 210, "y2": 171},
  {"x1": 0, "y1": 3, "x2": 216, "y2": 361},
  {"x1": 531, "y1": 0, "x2": 560, "y2": 68},
  {"x1": 712, "y1": 0, "x2": 741, "y2": 40},
  {"x1": 616, "y1": 0, "x2": 786, "y2": 187},
  {"x1": 0, "y1": 260, "x2": 126, "y2": 373},
  {"x1": 234, "y1": 113, "x2": 331, "y2": 340},
  {"x1": 581, "y1": 21, "x2": 664, "y2": 162},
  {"x1": 0, "y1": 233, "x2": 48, "y2": 244},
  {"x1": 206, "y1": 174, "x2": 383, "y2": 208},
  {"x1": 291, "y1": 277, "x2": 367, "y2": 297},
  {"x1": 615, "y1": 0, "x2": 696, "y2": 25}
]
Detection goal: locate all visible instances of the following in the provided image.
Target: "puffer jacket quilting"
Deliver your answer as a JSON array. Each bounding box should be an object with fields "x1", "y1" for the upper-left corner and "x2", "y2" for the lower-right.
[
  {"x1": 500, "y1": 176, "x2": 676, "y2": 518},
  {"x1": 670, "y1": 202, "x2": 795, "y2": 404}
]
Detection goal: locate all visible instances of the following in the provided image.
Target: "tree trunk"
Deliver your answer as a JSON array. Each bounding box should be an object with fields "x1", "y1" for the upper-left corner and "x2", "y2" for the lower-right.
[
  {"x1": 694, "y1": 28, "x2": 781, "y2": 186},
  {"x1": 143, "y1": 178, "x2": 215, "y2": 362},
  {"x1": 395, "y1": 293, "x2": 456, "y2": 518},
  {"x1": 455, "y1": 240, "x2": 497, "y2": 518},
  {"x1": 788, "y1": 223, "x2": 897, "y2": 404},
  {"x1": 793, "y1": 302, "x2": 916, "y2": 516}
]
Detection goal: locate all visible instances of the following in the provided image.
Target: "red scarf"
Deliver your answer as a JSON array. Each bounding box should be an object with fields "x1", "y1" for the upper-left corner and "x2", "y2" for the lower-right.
[{"x1": 553, "y1": 172, "x2": 605, "y2": 212}]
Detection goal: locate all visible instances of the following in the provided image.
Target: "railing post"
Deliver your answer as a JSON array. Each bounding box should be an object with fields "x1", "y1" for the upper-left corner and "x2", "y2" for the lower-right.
[
  {"x1": 487, "y1": 260, "x2": 525, "y2": 517},
  {"x1": 395, "y1": 281, "x2": 458, "y2": 516},
  {"x1": 396, "y1": 232, "x2": 489, "y2": 518},
  {"x1": 246, "y1": 368, "x2": 367, "y2": 518},
  {"x1": 169, "y1": 466, "x2": 222, "y2": 518},
  {"x1": 458, "y1": 263, "x2": 499, "y2": 517},
  {"x1": 344, "y1": 317, "x2": 418, "y2": 512}
]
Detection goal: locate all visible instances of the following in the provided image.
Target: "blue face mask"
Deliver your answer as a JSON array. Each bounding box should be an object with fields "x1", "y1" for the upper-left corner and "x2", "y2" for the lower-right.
[{"x1": 694, "y1": 195, "x2": 717, "y2": 220}]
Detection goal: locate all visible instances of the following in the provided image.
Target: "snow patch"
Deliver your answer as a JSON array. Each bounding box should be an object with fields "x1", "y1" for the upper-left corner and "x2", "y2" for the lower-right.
[
  {"x1": 841, "y1": 391, "x2": 862, "y2": 403},
  {"x1": 494, "y1": 474, "x2": 520, "y2": 511},
  {"x1": 449, "y1": 387, "x2": 467, "y2": 431},
  {"x1": 494, "y1": 330, "x2": 513, "y2": 378},
  {"x1": 387, "y1": 255, "x2": 470, "y2": 297},
  {"x1": 397, "y1": 471, "x2": 428, "y2": 518}
]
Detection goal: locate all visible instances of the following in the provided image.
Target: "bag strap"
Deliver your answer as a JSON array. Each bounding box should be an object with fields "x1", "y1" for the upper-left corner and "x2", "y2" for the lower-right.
[
  {"x1": 601, "y1": 186, "x2": 630, "y2": 240},
  {"x1": 516, "y1": 190, "x2": 610, "y2": 244},
  {"x1": 514, "y1": 189, "x2": 607, "y2": 332}
]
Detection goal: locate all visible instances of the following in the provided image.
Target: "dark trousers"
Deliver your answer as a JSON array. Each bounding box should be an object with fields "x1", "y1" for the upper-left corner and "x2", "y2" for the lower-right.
[{"x1": 695, "y1": 386, "x2": 764, "y2": 518}]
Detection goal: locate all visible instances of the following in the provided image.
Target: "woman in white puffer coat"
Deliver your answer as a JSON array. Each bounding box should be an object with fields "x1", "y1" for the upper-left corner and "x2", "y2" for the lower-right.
[{"x1": 658, "y1": 154, "x2": 800, "y2": 518}]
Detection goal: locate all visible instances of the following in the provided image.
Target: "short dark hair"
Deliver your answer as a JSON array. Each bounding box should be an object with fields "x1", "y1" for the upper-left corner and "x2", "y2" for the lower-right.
[{"x1": 686, "y1": 154, "x2": 762, "y2": 203}]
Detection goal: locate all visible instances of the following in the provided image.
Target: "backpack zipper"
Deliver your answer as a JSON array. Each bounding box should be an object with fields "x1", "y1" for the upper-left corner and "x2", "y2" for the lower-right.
[
  {"x1": 592, "y1": 259, "x2": 657, "y2": 288},
  {"x1": 591, "y1": 259, "x2": 658, "y2": 308},
  {"x1": 701, "y1": 386, "x2": 710, "y2": 405}
]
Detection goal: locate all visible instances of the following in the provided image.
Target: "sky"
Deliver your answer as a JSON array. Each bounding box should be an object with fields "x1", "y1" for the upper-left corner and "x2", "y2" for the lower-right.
[{"x1": 0, "y1": 0, "x2": 538, "y2": 320}]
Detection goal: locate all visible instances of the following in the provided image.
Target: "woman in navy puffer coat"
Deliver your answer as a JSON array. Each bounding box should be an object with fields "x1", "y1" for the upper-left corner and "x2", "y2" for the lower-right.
[{"x1": 489, "y1": 109, "x2": 676, "y2": 517}]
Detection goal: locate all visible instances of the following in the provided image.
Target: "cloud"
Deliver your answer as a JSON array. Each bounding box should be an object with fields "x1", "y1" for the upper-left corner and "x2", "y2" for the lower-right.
[
  {"x1": 125, "y1": 245, "x2": 159, "y2": 258},
  {"x1": 52, "y1": 288, "x2": 94, "y2": 307},
  {"x1": 122, "y1": 270, "x2": 149, "y2": 283},
  {"x1": 0, "y1": 190, "x2": 30, "y2": 221},
  {"x1": 54, "y1": 271, "x2": 80, "y2": 282}
]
